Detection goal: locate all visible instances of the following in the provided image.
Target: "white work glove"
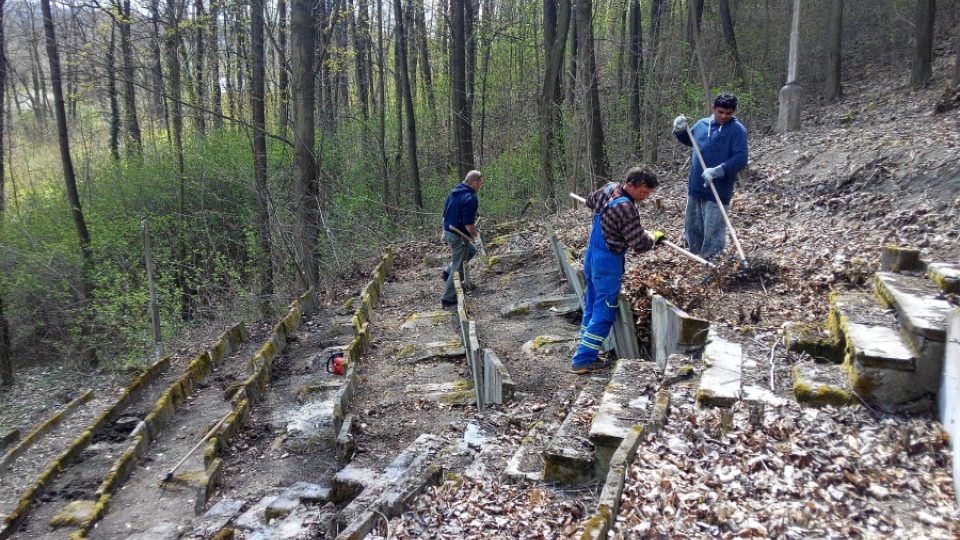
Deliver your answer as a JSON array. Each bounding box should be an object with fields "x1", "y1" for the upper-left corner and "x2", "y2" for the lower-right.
[
  {"x1": 672, "y1": 115, "x2": 688, "y2": 133},
  {"x1": 701, "y1": 165, "x2": 724, "y2": 184}
]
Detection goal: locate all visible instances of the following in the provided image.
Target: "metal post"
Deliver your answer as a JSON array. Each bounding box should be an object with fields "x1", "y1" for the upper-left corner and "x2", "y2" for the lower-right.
[{"x1": 142, "y1": 218, "x2": 163, "y2": 358}]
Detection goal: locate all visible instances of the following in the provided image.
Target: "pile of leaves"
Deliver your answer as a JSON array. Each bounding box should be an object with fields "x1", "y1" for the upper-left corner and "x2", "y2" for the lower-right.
[
  {"x1": 377, "y1": 478, "x2": 590, "y2": 539},
  {"x1": 614, "y1": 402, "x2": 958, "y2": 538}
]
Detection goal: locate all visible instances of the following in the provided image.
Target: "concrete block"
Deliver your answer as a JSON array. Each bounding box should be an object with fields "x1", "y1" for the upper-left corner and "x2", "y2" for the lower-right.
[
  {"x1": 938, "y1": 310, "x2": 960, "y2": 505},
  {"x1": 791, "y1": 362, "x2": 853, "y2": 407},
  {"x1": 581, "y1": 425, "x2": 645, "y2": 540},
  {"x1": 399, "y1": 340, "x2": 465, "y2": 363},
  {"x1": 875, "y1": 271, "x2": 952, "y2": 342},
  {"x1": 485, "y1": 249, "x2": 536, "y2": 273},
  {"x1": 283, "y1": 481, "x2": 330, "y2": 504},
  {"x1": 521, "y1": 335, "x2": 577, "y2": 356},
  {"x1": 782, "y1": 322, "x2": 843, "y2": 363},
  {"x1": 189, "y1": 498, "x2": 245, "y2": 538},
  {"x1": 928, "y1": 263, "x2": 960, "y2": 294},
  {"x1": 466, "y1": 322, "x2": 483, "y2": 409},
  {"x1": 336, "y1": 415, "x2": 356, "y2": 467},
  {"x1": 544, "y1": 380, "x2": 605, "y2": 484},
  {"x1": 610, "y1": 293, "x2": 642, "y2": 359},
  {"x1": 49, "y1": 500, "x2": 96, "y2": 527},
  {"x1": 588, "y1": 360, "x2": 658, "y2": 476},
  {"x1": 234, "y1": 496, "x2": 278, "y2": 530},
  {"x1": 125, "y1": 522, "x2": 180, "y2": 540},
  {"x1": 331, "y1": 466, "x2": 380, "y2": 503},
  {"x1": 265, "y1": 495, "x2": 300, "y2": 521},
  {"x1": 482, "y1": 349, "x2": 515, "y2": 405},
  {"x1": 652, "y1": 294, "x2": 710, "y2": 369},
  {"x1": 400, "y1": 311, "x2": 452, "y2": 330},
  {"x1": 880, "y1": 244, "x2": 925, "y2": 273},
  {"x1": 696, "y1": 332, "x2": 742, "y2": 408},
  {"x1": 0, "y1": 429, "x2": 19, "y2": 453},
  {"x1": 500, "y1": 295, "x2": 580, "y2": 318},
  {"x1": 549, "y1": 232, "x2": 585, "y2": 309}
]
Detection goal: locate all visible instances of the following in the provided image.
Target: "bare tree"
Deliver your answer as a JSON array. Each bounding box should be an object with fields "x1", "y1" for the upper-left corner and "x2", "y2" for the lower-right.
[
  {"x1": 277, "y1": 0, "x2": 289, "y2": 131},
  {"x1": 911, "y1": 0, "x2": 935, "y2": 89},
  {"x1": 576, "y1": 0, "x2": 608, "y2": 184},
  {"x1": 0, "y1": 0, "x2": 12, "y2": 386},
  {"x1": 627, "y1": 0, "x2": 642, "y2": 156},
  {"x1": 149, "y1": 0, "x2": 168, "y2": 130},
  {"x1": 250, "y1": 0, "x2": 272, "y2": 313},
  {"x1": 116, "y1": 0, "x2": 142, "y2": 153},
  {"x1": 394, "y1": 0, "x2": 422, "y2": 208},
  {"x1": 291, "y1": 0, "x2": 319, "y2": 286},
  {"x1": 210, "y1": 0, "x2": 224, "y2": 128},
  {"x1": 539, "y1": 0, "x2": 570, "y2": 209},
  {"x1": 40, "y1": 0, "x2": 96, "y2": 361},
  {"x1": 825, "y1": 0, "x2": 843, "y2": 102},
  {"x1": 194, "y1": 0, "x2": 208, "y2": 135},
  {"x1": 718, "y1": 0, "x2": 742, "y2": 80},
  {"x1": 107, "y1": 23, "x2": 121, "y2": 159},
  {"x1": 450, "y1": 0, "x2": 474, "y2": 177},
  {"x1": 165, "y1": 0, "x2": 191, "y2": 319},
  {"x1": 414, "y1": 0, "x2": 436, "y2": 120}
]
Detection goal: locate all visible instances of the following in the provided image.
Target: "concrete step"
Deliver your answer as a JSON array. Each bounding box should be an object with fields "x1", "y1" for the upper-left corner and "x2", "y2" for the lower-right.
[
  {"x1": 334, "y1": 434, "x2": 446, "y2": 533},
  {"x1": 543, "y1": 379, "x2": 606, "y2": 484},
  {"x1": 791, "y1": 361, "x2": 854, "y2": 407},
  {"x1": 875, "y1": 271, "x2": 953, "y2": 343},
  {"x1": 587, "y1": 360, "x2": 659, "y2": 477},
  {"x1": 828, "y1": 291, "x2": 916, "y2": 371},
  {"x1": 696, "y1": 332, "x2": 743, "y2": 408},
  {"x1": 927, "y1": 263, "x2": 960, "y2": 294},
  {"x1": 500, "y1": 294, "x2": 580, "y2": 318},
  {"x1": 502, "y1": 390, "x2": 576, "y2": 483},
  {"x1": 782, "y1": 322, "x2": 843, "y2": 363}
]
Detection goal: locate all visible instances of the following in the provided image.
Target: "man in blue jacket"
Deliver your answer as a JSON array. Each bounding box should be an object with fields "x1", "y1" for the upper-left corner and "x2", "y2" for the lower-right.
[
  {"x1": 673, "y1": 93, "x2": 748, "y2": 260},
  {"x1": 441, "y1": 170, "x2": 483, "y2": 307}
]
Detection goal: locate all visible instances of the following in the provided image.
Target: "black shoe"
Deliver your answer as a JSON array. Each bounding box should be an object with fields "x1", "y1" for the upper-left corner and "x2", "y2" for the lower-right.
[
  {"x1": 441, "y1": 299, "x2": 457, "y2": 308},
  {"x1": 442, "y1": 270, "x2": 450, "y2": 282}
]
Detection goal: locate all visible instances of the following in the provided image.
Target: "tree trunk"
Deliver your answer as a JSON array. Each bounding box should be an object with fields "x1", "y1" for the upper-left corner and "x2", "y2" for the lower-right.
[
  {"x1": 643, "y1": 0, "x2": 666, "y2": 163},
  {"x1": 210, "y1": 0, "x2": 223, "y2": 128},
  {"x1": 0, "y1": 0, "x2": 13, "y2": 386},
  {"x1": 377, "y1": 0, "x2": 389, "y2": 203},
  {"x1": 352, "y1": 0, "x2": 370, "y2": 120},
  {"x1": 464, "y1": 0, "x2": 477, "y2": 119},
  {"x1": 686, "y1": 0, "x2": 703, "y2": 49},
  {"x1": 28, "y1": 10, "x2": 46, "y2": 129},
  {"x1": 539, "y1": 0, "x2": 570, "y2": 209},
  {"x1": 115, "y1": 0, "x2": 143, "y2": 155},
  {"x1": 194, "y1": 0, "x2": 207, "y2": 135},
  {"x1": 911, "y1": 0, "x2": 935, "y2": 89},
  {"x1": 627, "y1": 0, "x2": 642, "y2": 156},
  {"x1": 718, "y1": 0, "x2": 742, "y2": 80},
  {"x1": 825, "y1": 0, "x2": 843, "y2": 102},
  {"x1": 394, "y1": 0, "x2": 422, "y2": 208},
  {"x1": 165, "y1": 0, "x2": 190, "y2": 320},
  {"x1": 616, "y1": 3, "x2": 626, "y2": 95},
  {"x1": 291, "y1": 0, "x2": 319, "y2": 286},
  {"x1": 450, "y1": 0, "x2": 474, "y2": 178},
  {"x1": 107, "y1": 24, "x2": 121, "y2": 160},
  {"x1": 576, "y1": 0, "x2": 608, "y2": 184},
  {"x1": 250, "y1": 0, "x2": 272, "y2": 315},
  {"x1": 414, "y1": 0, "x2": 436, "y2": 120},
  {"x1": 150, "y1": 0, "x2": 168, "y2": 130},
  {"x1": 40, "y1": 0, "x2": 96, "y2": 360},
  {"x1": 277, "y1": 0, "x2": 289, "y2": 131}
]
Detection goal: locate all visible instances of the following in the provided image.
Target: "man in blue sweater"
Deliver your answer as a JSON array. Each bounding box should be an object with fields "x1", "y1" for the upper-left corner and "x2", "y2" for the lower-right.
[
  {"x1": 441, "y1": 170, "x2": 483, "y2": 307},
  {"x1": 673, "y1": 93, "x2": 748, "y2": 260}
]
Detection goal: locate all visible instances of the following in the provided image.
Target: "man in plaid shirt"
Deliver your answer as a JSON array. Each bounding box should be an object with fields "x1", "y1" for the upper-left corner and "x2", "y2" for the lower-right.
[{"x1": 571, "y1": 167, "x2": 665, "y2": 374}]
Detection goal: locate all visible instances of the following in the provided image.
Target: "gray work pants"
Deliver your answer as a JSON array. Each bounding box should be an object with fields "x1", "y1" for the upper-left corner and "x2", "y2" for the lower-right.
[
  {"x1": 441, "y1": 230, "x2": 477, "y2": 303},
  {"x1": 684, "y1": 195, "x2": 729, "y2": 260}
]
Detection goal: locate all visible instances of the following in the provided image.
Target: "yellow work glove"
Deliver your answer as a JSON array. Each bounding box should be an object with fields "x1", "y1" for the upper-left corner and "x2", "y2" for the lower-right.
[{"x1": 652, "y1": 231, "x2": 666, "y2": 245}]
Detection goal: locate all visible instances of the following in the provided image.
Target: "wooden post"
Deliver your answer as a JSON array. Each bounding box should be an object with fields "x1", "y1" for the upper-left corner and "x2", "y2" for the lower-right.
[{"x1": 142, "y1": 218, "x2": 162, "y2": 358}]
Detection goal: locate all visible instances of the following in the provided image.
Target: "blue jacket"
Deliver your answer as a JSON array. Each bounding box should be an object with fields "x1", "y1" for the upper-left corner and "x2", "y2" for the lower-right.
[
  {"x1": 675, "y1": 116, "x2": 748, "y2": 205},
  {"x1": 442, "y1": 182, "x2": 479, "y2": 237}
]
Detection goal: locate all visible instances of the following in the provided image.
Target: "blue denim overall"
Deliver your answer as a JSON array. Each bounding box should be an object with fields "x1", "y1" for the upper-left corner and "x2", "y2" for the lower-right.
[{"x1": 571, "y1": 187, "x2": 630, "y2": 368}]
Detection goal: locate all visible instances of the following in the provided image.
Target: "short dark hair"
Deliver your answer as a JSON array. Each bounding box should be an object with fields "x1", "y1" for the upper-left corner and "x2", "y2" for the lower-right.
[
  {"x1": 713, "y1": 92, "x2": 738, "y2": 110},
  {"x1": 624, "y1": 166, "x2": 659, "y2": 189}
]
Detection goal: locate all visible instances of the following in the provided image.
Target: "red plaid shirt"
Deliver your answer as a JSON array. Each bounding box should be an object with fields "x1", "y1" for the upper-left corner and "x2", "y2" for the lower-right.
[{"x1": 585, "y1": 183, "x2": 654, "y2": 254}]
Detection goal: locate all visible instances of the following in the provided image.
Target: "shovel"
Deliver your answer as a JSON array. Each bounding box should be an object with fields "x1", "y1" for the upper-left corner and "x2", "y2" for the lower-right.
[
  {"x1": 568, "y1": 192, "x2": 716, "y2": 268},
  {"x1": 683, "y1": 118, "x2": 749, "y2": 266}
]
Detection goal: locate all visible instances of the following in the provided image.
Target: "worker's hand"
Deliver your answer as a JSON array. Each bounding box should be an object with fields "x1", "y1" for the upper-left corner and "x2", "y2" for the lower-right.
[
  {"x1": 652, "y1": 231, "x2": 666, "y2": 245},
  {"x1": 701, "y1": 165, "x2": 724, "y2": 184},
  {"x1": 672, "y1": 115, "x2": 688, "y2": 133}
]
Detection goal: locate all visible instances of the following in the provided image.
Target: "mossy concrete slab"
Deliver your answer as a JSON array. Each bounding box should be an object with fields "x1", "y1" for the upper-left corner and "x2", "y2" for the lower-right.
[
  {"x1": 543, "y1": 380, "x2": 605, "y2": 484},
  {"x1": 791, "y1": 362, "x2": 854, "y2": 407},
  {"x1": 485, "y1": 249, "x2": 536, "y2": 273},
  {"x1": 233, "y1": 495, "x2": 278, "y2": 531},
  {"x1": 651, "y1": 294, "x2": 710, "y2": 369},
  {"x1": 189, "y1": 498, "x2": 245, "y2": 538},
  {"x1": 880, "y1": 244, "x2": 925, "y2": 273},
  {"x1": 875, "y1": 271, "x2": 953, "y2": 342},
  {"x1": 782, "y1": 322, "x2": 843, "y2": 363},
  {"x1": 49, "y1": 500, "x2": 96, "y2": 527},
  {"x1": 521, "y1": 335, "x2": 577, "y2": 356},
  {"x1": 331, "y1": 466, "x2": 380, "y2": 503},
  {"x1": 482, "y1": 349, "x2": 515, "y2": 405},
  {"x1": 0, "y1": 429, "x2": 19, "y2": 453},
  {"x1": 696, "y1": 332, "x2": 743, "y2": 408},
  {"x1": 830, "y1": 291, "x2": 917, "y2": 371},
  {"x1": 283, "y1": 394, "x2": 337, "y2": 453},
  {"x1": 500, "y1": 295, "x2": 580, "y2": 318},
  {"x1": 588, "y1": 360, "x2": 658, "y2": 476},
  {"x1": 399, "y1": 311, "x2": 453, "y2": 330},
  {"x1": 928, "y1": 263, "x2": 960, "y2": 294},
  {"x1": 399, "y1": 340, "x2": 465, "y2": 363}
]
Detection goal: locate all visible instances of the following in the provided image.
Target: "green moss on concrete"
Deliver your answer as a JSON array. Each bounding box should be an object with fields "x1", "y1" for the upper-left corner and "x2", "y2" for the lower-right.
[
  {"x1": 792, "y1": 365, "x2": 855, "y2": 407},
  {"x1": 49, "y1": 500, "x2": 96, "y2": 527},
  {"x1": 579, "y1": 505, "x2": 612, "y2": 540},
  {"x1": 398, "y1": 344, "x2": 416, "y2": 358},
  {"x1": 210, "y1": 528, "x2": 235, "y2": 540},
  {"x1": 439, "y1": 389, "x2": 474, "y2": 404},
  {"x1": 784, "y1": 322, "x2": 843, "y2": 363}
]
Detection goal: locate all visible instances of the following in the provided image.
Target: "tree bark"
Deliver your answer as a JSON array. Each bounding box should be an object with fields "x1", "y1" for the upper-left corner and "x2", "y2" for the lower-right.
[
  {"x1": 718, "y1": 0, "x2": 742, "y2": 80},
  {"x1": 276, "y1": 0, "x2": 289, "y2": 131},
  {"x1": 539, "y1": 0, "x2": 570, "y2": 209},
  {"x1": 686, "y1": 0, "x2": 703, "y2": 49},
  {"x1": 149, "y1": 0, "x2": 168, "y2": 130},
  {"x1": 164, "y1": 0, "x2": 190, "y2": 320},
  {"x1": 210, "y1": 0, "x2": 224, "y2": 128},
  {"x1": 352, "y1": 0, "x2": 370, "y2": 120},
  {"x1": 627, "y1": 0, "x2": 642, "y2": 155},
  {"x1": 377, "y1": 0, "x2": 389, "y2": 203},
  {"x1": 194, "y1": 0, "x2": 207, "y2": 136},
  {"x1": 825, "y1": 0, "x2": 843, "y2": 102},
  {"x1": 911, "y1": 0, "x2": 935, "y2": 89},
  {"x1": 117, "y1": 0, "x2": 143, "y2": 154},
  {"x1": 250, "y1": 0, "x2": 272, "y2": 314},
  {"x1": 107, "y1": 23, "x2": 121, "y2": 160},
  {"x1": 414, "y1": 0, "x2": 436, "y2": 120},
  {"x1": 464, "y1": 0, "x2": 477, "y2": 119},
  {"x1": 0, "y1": 0, "x2": 13, "y2": 386},
  {"x1": 291, "y1": 0, "x2": 319, "y2": 286},
  {"x1": 576, "y1": 0, "x2": 608, "y2": 184},
  {"x1": 450, "y1": 0, "x2": 475, "y2": 178},
  {"x1": 394, "y1": 0, "x2": 422, "y2": 208},
  {"x1": 40, "y1": 0, "x2": 96, "y2": 360}
]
